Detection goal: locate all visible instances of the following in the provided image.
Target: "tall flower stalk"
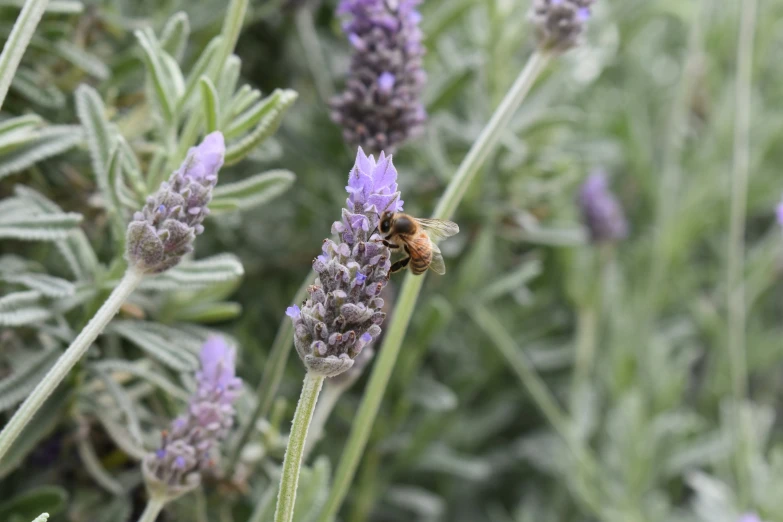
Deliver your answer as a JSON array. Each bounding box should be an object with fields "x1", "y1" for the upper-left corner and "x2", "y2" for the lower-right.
[
  {"x1": 317, "y1": 0, "x2": 602, "y2": 515},
  {"x1": 274, "y1": 149, "x2": 403, "y2": 522},
  {"x1": 0, "y1": 132, "x2": 226, "y2": 463}
]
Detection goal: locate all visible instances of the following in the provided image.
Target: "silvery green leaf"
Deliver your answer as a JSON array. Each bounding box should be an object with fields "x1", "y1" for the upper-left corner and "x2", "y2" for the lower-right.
[
  {"x1": 0, "y1": 290, "x2": 49, "y2": 326},
  {"x1": 31, "y1": 514, "x2": 49, "y2": 522},
  {"x1": 224, "y1": 89, "x2": 298, "y2": 165},
  {"x1": 110, "y1": 321, "x2": 199, "y2": 372},
  {"x1": 0, "y1": 486, "x2": 67, "y2": 521},
  {"x1": 385, "y1": 486, "x2": 445, "y2": 520},
  {"x1": 92, "y1": 496, "x2": 132, "y2": 522},
  {"x1": 0, "y1": 390, "x2": 68, "y2": 479},
  {"x1": 479, "y1": 257, "x2": 542, "y2": 302},
  {"x1": 293, "y1": 456, "x2": 331, "y2": 522},
  {"x1": 410, "y1": 376, "x2": 458, "y2": 412},
  {"x1": 199, "y1": 76, "x2": 220, "y2": 133},
  {"x1": 76, "y1": 434, "x2": 124, "y2": 494},
  {"x1": 0, "y1": 114, "x2": 42, "y2": 136},
  {"x1": 90, "y1": 368, "x2": 143, "y2": 446},
  {"x1": 167, "y1": 301, "x2": 242, "y2": 323},
  {"x1": 415, "y1": 444, "x2": 491, "y2": 481},
  {"x1": 0, "y1": 126, "x2": 37, "y2": 154},
  {"x1": 75, "y1": 84, "x2": 114, "y2": 188},
  {"x1": 0, "y1": 125, "x2": 84, "y2": 180},
  {"x1": 210, "y1": 169, "x2": 295, "y2": 214},
  {"x1": 0, "y1": 0, "x2": 83, "y2": 13},
  {"x1": 140, "y1": 253, "x2": 244, "y2": 291},
  {"x1": 159, "y1": 11, "x2": 190, "y2": 63},
  {"x1": 224, "y1": 88, "x2": 294, "y2": 140},
  {"x1": 177, "y1": 36, "x2": 222, "y2": 114},
  {"x1": 135, "y1": 29, "x2": 176, "y2": 122},
  {"x1": 0, "y1": 212, "x2": 83, "y2": 241},
  {"x1": 53, "y1": 41, "x2": 109, "y2": 79},
  {"x1": 0, "y1": 347, "x2": 59, "y2": 412},
  {"x1": 92, "y1": 359, "x2": 190, "y2": 401},
  {"x1": 87, "y1": 405, "x2": 147, "y2": 461},
  {"x1": 160, "y1": 52, "x2": 185, "y2": 100},
  {"x1": 11, "y1": 68, "x2": 65, "y2": 109},
  {"x1": 2, "y1": 272, "x2": 74, "y2": 298},
  {"x1": 221, "y1": 85, "x2": 261, "y2": 128},
  {"x1": 686, "y1": 472, "x2": 738, "y2": 522},
  {"x1": 216, "y1": 54, "x2": 241, "y2": 104}
]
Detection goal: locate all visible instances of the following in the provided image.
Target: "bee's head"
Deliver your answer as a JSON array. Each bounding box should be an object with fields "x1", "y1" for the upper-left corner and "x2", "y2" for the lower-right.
[{"x1": 379, "y1": 211, "x2": 394, "y2": 234}]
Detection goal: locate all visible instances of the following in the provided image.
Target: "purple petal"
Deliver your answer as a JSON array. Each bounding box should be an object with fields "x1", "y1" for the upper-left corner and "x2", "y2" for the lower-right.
[{"x1": 286, "y1": 305, "x2": 301, "y2": 319}]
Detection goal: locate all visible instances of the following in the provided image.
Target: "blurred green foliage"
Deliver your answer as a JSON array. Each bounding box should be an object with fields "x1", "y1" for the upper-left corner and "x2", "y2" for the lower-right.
[{"x1": 2, "y1": 0, "x2": 783, "y2": 521}]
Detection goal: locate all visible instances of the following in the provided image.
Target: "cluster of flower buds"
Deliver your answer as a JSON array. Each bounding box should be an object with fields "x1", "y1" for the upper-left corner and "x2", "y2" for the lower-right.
[
  {"x1": 142, "y1": 337, "x2": 242, "y2": 500},
  {"x1": 330, "y1": 0, "x2": 426, "y2": 155},
  {"x1": 287, "y1": 148, "x2": 402, "y2": 377},
  {"x1": 578, "y1": 171, "x2": 627, "y2": 243},
  {"x1": 126, "y1": 132, "x2": 225, "y2": 274},
  {"x1": 529, "y1": 0, "x2": 596, "y2": 53}
]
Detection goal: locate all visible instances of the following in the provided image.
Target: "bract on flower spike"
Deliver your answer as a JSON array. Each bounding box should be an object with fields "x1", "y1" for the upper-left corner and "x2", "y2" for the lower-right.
[
  {"x1": 142, "y1": 336, "x2": 242, "y2": 501},
  {"x1": 126, "y1": 132, "x2": 225, "y2": 274},
  {"x1": 287, "y1": 147, "x2": 402, "y2": 377},
  {"x1": 331, "y1": 0, "x2": 427, "y2": 155}
]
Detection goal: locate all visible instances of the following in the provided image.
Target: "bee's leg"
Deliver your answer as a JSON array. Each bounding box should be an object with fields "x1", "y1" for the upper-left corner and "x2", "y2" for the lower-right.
[
  {"x1": 382, "y1": 240, "x2": 400, "y2": 249},
  {"x1": 390, "y1": 255, "x2": 410, "y2": 273}
]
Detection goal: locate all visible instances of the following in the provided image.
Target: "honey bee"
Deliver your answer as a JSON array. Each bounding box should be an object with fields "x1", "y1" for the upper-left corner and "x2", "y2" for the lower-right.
[{"x1": 377, "y1": 211, "x2": 460, "y2": 275}]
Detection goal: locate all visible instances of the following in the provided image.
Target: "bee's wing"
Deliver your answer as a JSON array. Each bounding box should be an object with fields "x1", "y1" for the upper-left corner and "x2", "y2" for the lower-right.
[
  {"x1": 414, "y1": 218, "x2": 459, "y2": 240},
  {"x1": 428, "y1": 240, "x2": 446, "y2": 275}
]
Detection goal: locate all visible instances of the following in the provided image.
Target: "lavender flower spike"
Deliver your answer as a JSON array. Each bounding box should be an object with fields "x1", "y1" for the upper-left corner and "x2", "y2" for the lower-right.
[
  {"x1": 578, "y1": 171, "x2": 628, "y2": 243},
  {"x1": 143, "y1": 336, "x2": 242, "y2": 501},
  {"x1": 288, "y1": 147, "x2": 402, "y2": 377},
  {"x1": 776, "y1": 197, "x2": 783, "y2": 227},
  {"x1": 330, "y1": 0, "x2": 426, "y2": 155},
  {"x1": 738, "y1": 514, "x2": 762, "y2": 522},
  {"x1": 126, "y1": 132, "x2": 225, "y2": 274},
  {"x1": 529, "y1": 0, "x2": 596, "y2": 53}
]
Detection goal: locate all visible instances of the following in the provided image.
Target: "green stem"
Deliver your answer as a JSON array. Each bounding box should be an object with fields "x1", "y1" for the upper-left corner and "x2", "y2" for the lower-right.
[
  {"x1": 317, "y1": 50, "x2": 551, "y2": 522},
  {"x1": 137, "y1": 496, "x2": 166, "y2": 522},
  {"x1": 0, "y1": 0, "x2": 50, "y2": 111},
  {"x1": 302, "y1": 380, "x2": 345, "y2": 460},
  {"x1": 470, "y1": 303, "x2": 604, "y2": 516},
  {"x1": 227, "y1": 274, "x2": 312, "y2": 474},
  {"x1": 273, "y1": 371, "x2": 325, "y2": 522},
  {"x1": 295, "y1": 7, "x2": 334, "y2": 103},
  {"x1": 570, "y1": 305, "x2": 597, "y2": 411},
  {"x1": 0, "y1": 268, "x2": 144, "y2": 463},
  {"x1": 727, "y1": 0, "x2": 757, "y2": 507}
]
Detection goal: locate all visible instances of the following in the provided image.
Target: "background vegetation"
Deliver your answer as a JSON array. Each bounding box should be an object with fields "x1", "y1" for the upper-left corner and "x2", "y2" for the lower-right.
[{"x1": 1, "y1": 0, "x2": 781, "y2": 521}]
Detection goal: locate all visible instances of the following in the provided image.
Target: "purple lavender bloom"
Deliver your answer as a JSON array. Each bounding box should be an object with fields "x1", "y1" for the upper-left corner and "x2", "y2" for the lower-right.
[
  {"x1": 529, "y1": 0, "x2": 596, "y2": 52},
  {"x1": 126, "y1": 132, "x2": 225, "y2": 274},
  {"x1": 288, "y1": 148, "x2": 402, "y2": 377},
  {"x1": 330, "y1": 0, "x2": 426, "y2": 155},
  {"x1": 776, "y1": 198, "x2": 783, "y2": 226},
  {"x1": 738, "y1": 515, "x2": 762, "y2": 522},
  {"x1": 578, "y1": 171, "x2": 628, "y2": 243},
  {"x1": 142, "y1": 336, "x2": 241, "y2": 500}
]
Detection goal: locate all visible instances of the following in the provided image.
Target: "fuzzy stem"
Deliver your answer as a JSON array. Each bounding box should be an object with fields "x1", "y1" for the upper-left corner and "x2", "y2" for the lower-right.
[
  {"x1": 303, "y1": 381, "x2": 345, "y2": 460},
  {"x1": 0, "y1": 268, "x2": 144, "y2": 462},
  {"x1": 317, "y1": 50, "x2": 551, "y2": 522},
  {"x1": 0, "y1": 0, "x2": 50, "y2": 111},
  {"x1": 727, "y1": 0, "x2": 757, "y2": 507},
  {"x1": 137, "y1": 495, "x2": 166, "y2": 522},
  {"x1": 274, "y1": 371, "x2": 325, "y2": 522},
  {"x1": 227, "y1": 275, "x2": 313, "y2": 474}
]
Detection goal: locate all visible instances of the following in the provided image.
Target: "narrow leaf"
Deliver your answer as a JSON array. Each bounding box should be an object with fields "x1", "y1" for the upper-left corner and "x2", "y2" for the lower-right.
[
  {"x1": 53, "y1": 41, "x2": 110, "y2": 80},
  {"x1": 160, "y1": 11, "x2": 190, "y2": 63},
  {"x1": 134, "y1": 29, "x2": 175, "y2": 122},
  {"x1": 75, "y1": 84, "x2": 114, "y2": 191},
  {"x1": 2, "y1": 272, "x2": 75, "y2": 298},
  {"x1": 225, "y1": 89, "x2": 298, "y2": 165},
  {"x1": 111, "y1": 321, "x2": 199, "y2": 371},
  {"x1": 0, "y1": 348, "x2": 59, "y2": 412},
  {"x1": 140, "y1": 254, "x2": 244, "y2": 290},
  {"x1": 177, "y1": 36, "x2": 222, "y2": 114},
  {"x1": 0, "y1": 0, "x2": 49, "y2": 109},
  {"x1": 0, "y1": 487, "x2": 68, "y2": 520},
  {"x1": 211, "y1": 170, "x2": 295, "y2": 214},
  {"x1": 199, "y1": 76, "x2": 220, "y2": 133},
  {"x1": 0, "y1": 125, "x2": 84, "y2": 180}
]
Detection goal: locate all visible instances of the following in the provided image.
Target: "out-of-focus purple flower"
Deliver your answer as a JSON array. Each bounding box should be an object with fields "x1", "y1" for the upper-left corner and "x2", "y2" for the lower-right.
[
  {"x1": 142, "y1": 336, "x2": 241, "y2": 500},
  {"x1": 126, "y1": 132, "x2": 225, "y2": 274},
  {"x1": 529, "y1": 0, "x2": 596, "y2": 52},
  {"x1": 738, "y1": 514, "x2": 762, "y2": 522},
  {"x1": 288, "y1": 148, "x2": 401, "y2": 377},
  {"x1": 578, "y1": 171, "x2": 628, "y2": 243},
  {"x1": 330, "y1": 0, "x2": 426, "y2": 155},
  {"x1": 776, "y1": 198, "x2": 783, "y2": 226}
]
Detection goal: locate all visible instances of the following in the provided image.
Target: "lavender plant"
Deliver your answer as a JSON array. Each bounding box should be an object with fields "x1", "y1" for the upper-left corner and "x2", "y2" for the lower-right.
[
  {"x1": 330, "y1": 0, "x2": 427, "y2": 154},
  {"x1": 578, "y1": 171, "x2": 628, "y2": 243},
  {"x1": 140, "y1": 336, "x2": 242, "y2": 520},
  {"x1": 275, "y1": 148, "x2": 402, "y2": 522}
]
